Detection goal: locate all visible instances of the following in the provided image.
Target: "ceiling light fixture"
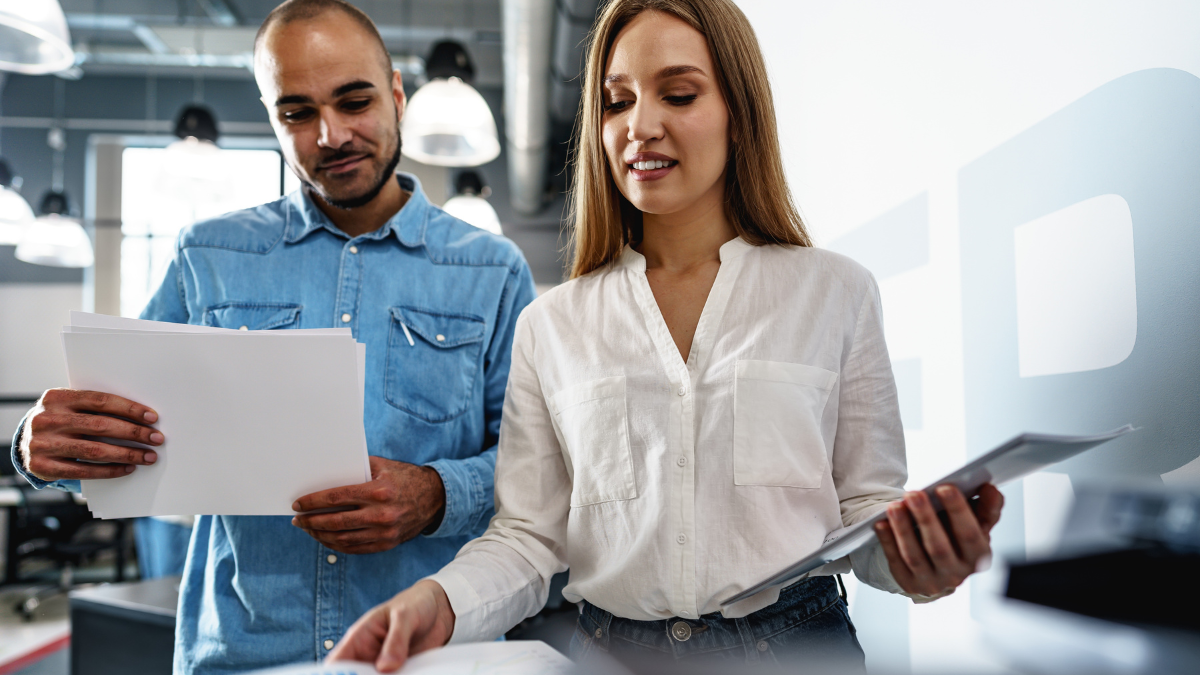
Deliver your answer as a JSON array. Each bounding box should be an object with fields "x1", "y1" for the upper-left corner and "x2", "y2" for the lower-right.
[
  {"x1": 442, "y1": 171, "x2": 502, "y2": 235},
  {"x1": 15, "y1": 190, "x2": 94, "y2": 268},
  {"x1": 0, "y1": 1, "x2": 75, "y2": 75},
  {"x1": 0, "y1": 159, "x2": 34, "y2": 245},
  {"x1": 401, "y1": 41, "x2": 501, "y2": 167},
  {"x1": 167, "y1": 104, "x2": 220, "y2": 157}
]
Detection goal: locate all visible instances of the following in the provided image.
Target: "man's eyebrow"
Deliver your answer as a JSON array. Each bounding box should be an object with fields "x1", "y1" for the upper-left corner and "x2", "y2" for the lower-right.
[
  {"x1": 603, "y1": 65, "x2": 705, "y2": 85},
  {"x1": 273, "y1": 81, "x2": 377, "y2": 107}
]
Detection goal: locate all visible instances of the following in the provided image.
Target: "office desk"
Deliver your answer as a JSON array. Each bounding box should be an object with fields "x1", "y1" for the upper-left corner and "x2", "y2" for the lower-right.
[{"x1": 69, "y1": 576, "x2": 179, "y2": 675}]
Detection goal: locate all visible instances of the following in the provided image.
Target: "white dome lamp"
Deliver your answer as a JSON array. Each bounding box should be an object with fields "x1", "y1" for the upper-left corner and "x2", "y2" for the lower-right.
[
  {"x1": 15, "y1": 190, "x2": 94, "y2": 268},
  {"x1": 0, "y1": 159, "x2": 35, "y2": 245},
  {"x1": 167, "y1": 105, "x2": 220, "y2": 157},
  {"x1": 442, "y1": 171, "x2": 502, "y2": 235},
  {"x1": 401, "y1": 41, "x2": 500, "y2": 167},
  {"x1": 0, "y1": 1, "x2": 75, "y2": 75}
]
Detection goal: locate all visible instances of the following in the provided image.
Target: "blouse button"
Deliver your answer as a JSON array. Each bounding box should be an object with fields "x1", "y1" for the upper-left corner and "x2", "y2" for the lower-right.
[
  {"x1": 677, "y1": 456, "x2": 686, "y2": 467},
  {"x1": 677, "y1": 386, "x2": 686, "y2": 396},
  {"x1": 676, "y1": 534, "x2": 687, "y2": 545}
]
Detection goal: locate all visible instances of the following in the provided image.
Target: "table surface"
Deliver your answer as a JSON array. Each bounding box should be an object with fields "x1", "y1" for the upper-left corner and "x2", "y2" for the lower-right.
[{"x1": 69, "y1": 575, "x2": 180, "y2": 619}]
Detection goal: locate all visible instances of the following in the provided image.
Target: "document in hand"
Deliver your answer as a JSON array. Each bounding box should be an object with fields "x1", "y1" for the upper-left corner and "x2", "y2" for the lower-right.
[
  {"x1": 248, "y1": 641, "x2": 573, "y2": 675},
  {"x1": 63, "y1": 312, "x2": 369, "y2": 518},
  {"x1": 721, "y1": 425, "x2": 1136, "y2": 606}
]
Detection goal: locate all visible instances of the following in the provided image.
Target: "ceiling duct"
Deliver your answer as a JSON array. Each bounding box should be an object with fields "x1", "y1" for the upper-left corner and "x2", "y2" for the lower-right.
[
  {"x1": 550, "y1": 0, "x2": 600, "y2": 124},
  {"x1": 502, "y1": 0, "x2": 555, "y2": 215}
]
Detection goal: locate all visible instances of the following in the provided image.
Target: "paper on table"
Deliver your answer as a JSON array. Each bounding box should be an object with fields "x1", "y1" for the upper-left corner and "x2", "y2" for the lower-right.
[
  {"x1": 69, "y1": 311, "x2": 352, "y2": 336},
  {"x1": 66, "y1": 317, "x2": 369, "y2": 518},
  {"x1": 248, "y1": 641, "x2": 573, "y2": 675},
  {"x1": 721, "y1": 425, "x2": 1136, "y2": 607}
]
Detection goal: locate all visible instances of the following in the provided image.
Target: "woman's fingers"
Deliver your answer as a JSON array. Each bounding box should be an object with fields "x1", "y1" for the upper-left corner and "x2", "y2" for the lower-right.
[
  {"x1": 875, "y1": 521, "x2": 917, "y2": 589},
  {"x1": 937, "y1": 486, "x2": 991, "y2": 563},
  {"x1": 973, "y1": 483, "x2": 1005, "y2": 534},
  {"x1": 376, "y1": 605, "x2": 419, "y2": 672},
  {"x1": 326, "y1": 605, "x2": 388, "y2": 664},
  {"x1": 886, "y1": 502, "x2": 934, "y2": 576}
]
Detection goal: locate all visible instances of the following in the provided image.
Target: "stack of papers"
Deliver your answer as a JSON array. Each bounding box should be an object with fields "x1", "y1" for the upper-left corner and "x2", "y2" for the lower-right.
[
  {"x1": 250, "y1": 641, "x2": 573, "y2": 675},
  {"x1": 63, "y1": 312, "x2": 369, "y2": 518}
]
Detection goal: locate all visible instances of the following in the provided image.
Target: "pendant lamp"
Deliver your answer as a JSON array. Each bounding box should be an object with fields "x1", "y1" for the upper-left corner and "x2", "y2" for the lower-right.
[
  {"x1": 0, "y1": 0, "x2": 75, "y2": 75},
  {"x1": 401, "y1": 42, "x2": 500, "y2": 167},
  {"x1": 167, "y1": 105, "x2": 220, "y2": 157},
  {"x1": 15, "y1": 190, "x2": 94, "y2": 268},
  {"x1": 442, "y1": 171, "x2": 502, "y2": 235},
  {"x1": 0, "y1": 159, "x2": 34, "y2": 245}
]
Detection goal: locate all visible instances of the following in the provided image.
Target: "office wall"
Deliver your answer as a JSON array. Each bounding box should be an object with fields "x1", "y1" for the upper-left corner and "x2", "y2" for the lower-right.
[{"x1": 734, "y1": 1, "x2": 1200, "y2": 672}]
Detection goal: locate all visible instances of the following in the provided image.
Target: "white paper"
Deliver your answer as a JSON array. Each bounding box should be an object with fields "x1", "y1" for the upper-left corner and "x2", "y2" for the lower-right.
[
  {"x1": 66, "y1": 313, "x2": 369, "y2": 518},
  {"x1": 722, "y1": 425, "x2": 1137, "y2": 606},
  {"x1": 249, "y1": 641, "x2": 572, "y2": 675}
]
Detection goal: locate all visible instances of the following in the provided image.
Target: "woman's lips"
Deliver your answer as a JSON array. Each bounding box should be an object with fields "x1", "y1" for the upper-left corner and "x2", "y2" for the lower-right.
[{"x1": 628, "y1": 160, "x2": 678, "y2": 181}]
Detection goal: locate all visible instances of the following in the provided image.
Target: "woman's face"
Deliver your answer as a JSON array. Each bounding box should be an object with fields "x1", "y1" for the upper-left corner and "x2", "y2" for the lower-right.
[{"x1": 602, "y1": 11, "x2": 730, "y2": 219}]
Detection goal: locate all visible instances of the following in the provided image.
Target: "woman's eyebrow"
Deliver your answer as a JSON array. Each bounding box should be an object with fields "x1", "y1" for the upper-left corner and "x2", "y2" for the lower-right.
[{"x1": 604, "y1": 64, "x2": 705, "y2": 85}]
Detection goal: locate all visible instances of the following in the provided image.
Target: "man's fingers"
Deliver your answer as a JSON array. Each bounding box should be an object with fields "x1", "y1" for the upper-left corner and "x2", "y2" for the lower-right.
[
  {"x1": 937, "y1": 485, "x2": 991, "y2": 562},
  {"x1": 35, "y1": 458, "x2": 137, "y2": 480},
  {"x1": 294, "y1": 507, "x2": 377, "y2": 532},
  {"x1": 293, "y1": 483, "x2": 373, "y2": 513},
  {"x1": 49, "y1": 389, "x2": 159, "y2": 424},
  {"x1": 52, "y1": 438, "x2": 158, "y2": 466},
  {"x1": 38, "y1": 411, "x2": 163, "y2": 446}
]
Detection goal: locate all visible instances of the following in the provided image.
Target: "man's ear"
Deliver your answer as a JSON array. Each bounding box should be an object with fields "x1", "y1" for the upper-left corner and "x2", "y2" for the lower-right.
[{"x1": 392, "y1": 69, "x2": 407, "y2": 120}]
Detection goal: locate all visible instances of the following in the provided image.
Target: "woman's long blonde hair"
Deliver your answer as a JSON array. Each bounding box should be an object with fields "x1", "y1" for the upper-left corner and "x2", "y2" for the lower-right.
[{"x1": 567, "y1": 0, "x2": 811, "y2": 279}]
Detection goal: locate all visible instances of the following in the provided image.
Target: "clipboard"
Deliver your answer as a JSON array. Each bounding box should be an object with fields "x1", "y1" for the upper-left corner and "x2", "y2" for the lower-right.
[{"x1": 720, "y1": 425, "x2": 1136, "y2": 607}]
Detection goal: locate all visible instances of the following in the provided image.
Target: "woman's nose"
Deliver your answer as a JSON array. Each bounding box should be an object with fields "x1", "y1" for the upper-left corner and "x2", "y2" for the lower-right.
[{"x1": 626, "y1": 99, "x2": 665, "y2": 143}]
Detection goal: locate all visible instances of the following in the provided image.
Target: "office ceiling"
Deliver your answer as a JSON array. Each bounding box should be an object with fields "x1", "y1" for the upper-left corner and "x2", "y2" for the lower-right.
[{"x1": 59, "y1": 0, "x2": 504, "y2": 84}]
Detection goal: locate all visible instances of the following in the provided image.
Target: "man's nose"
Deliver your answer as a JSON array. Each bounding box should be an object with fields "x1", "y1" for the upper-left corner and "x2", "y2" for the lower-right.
[{"x1": 317, "y1": 109, "x2": 354, "y2": 149}]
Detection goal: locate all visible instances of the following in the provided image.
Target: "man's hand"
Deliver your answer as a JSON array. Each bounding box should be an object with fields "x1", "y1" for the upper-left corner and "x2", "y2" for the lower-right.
[
  {"x1": 19, "y1": 389, "x2": 163, "y2": 482},
  {"x1": 291, "y1": 456, "x2": 446, "y2": 554},
  {"x1": 327, "y1": 579, "x2": 455, "y2": 672},
  {"x1": 875, "y1": 483, "x2": 1005, "y2": 598}
]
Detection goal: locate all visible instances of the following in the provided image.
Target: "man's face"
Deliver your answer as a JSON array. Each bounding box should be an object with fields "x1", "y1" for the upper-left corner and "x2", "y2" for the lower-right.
[{"x1": 255, "y1": 12, "x2": 404, "y2": 209}]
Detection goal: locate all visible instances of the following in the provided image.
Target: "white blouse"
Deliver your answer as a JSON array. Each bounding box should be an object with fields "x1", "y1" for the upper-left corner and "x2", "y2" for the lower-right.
[{"x1": 430, "y1": 237, "x2": 908, "y2": 643}]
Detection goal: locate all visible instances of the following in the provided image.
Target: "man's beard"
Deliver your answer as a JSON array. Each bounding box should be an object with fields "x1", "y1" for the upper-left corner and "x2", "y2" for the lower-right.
[{"x1": 305, "y1": 136, "x2": 402, "y2": 211}]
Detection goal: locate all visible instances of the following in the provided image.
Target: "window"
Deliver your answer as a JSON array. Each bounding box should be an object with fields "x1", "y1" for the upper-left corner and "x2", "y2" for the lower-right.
[{"x1": 120, "y1": 147, "x2": 301, "y2": 318}]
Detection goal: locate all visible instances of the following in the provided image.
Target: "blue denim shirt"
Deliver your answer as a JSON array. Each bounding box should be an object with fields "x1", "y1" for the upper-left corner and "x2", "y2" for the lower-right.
[{"x1": 10, "y1": 173, "x2": 535, "y2": 674}]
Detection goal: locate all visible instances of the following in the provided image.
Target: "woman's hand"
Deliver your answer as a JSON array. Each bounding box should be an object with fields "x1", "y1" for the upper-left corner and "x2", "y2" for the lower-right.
[
  {"x1": 326, "y1": 579, "x2": 456, "y2": 672},
  {"x1": 875, "y1": 484, "x2": 1004, "y2": 598}
]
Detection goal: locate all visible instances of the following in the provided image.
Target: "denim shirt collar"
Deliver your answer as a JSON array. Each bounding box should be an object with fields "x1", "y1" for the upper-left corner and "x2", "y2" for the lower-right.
[{"x1": 284, "y1": 171, "x2": 430, "y2": 247}]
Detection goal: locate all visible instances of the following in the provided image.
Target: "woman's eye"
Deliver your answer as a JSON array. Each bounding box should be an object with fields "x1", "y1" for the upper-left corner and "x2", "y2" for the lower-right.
[
  {"x1": 665, "y1": 94, "x2": 698, "y2": 106},
  {"x1": 604, "y1": 100, "x2": 631, "y2": 112}
]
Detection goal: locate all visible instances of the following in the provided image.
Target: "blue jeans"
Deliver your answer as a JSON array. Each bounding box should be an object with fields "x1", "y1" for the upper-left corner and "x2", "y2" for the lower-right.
[{"x1": 570, "y1": 576, "x2": 865, "y2": 670}]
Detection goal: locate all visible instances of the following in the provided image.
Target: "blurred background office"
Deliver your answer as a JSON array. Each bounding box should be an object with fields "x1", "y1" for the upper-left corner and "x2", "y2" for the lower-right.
[{"x1": 1, "y1": 1, "x2": 1198, "y2": 674}]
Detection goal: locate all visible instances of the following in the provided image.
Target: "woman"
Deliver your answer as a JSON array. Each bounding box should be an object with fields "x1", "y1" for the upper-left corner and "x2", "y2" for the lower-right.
[{"x1": 331, "y1": 0, "x2": 1003, "y2": 669}]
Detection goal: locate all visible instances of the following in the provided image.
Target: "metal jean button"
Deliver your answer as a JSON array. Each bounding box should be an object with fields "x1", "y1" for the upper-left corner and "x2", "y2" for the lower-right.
[{"x1": 671, "y1": 621, "x2": 692, "y2": 642}]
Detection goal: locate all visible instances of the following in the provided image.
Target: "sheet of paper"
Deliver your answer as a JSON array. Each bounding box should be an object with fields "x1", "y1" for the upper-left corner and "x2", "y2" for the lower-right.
[
  {"x1": 248, "y1": 641, "x2": 573, "y2": 675},
  {"x1": 70, "y1": 311, "x2": 352, "y2": 336},
  {"x1": 721, "y1": 425, "x2": 1136, "y2": 606},
  {"x1": 68, "y1": 330, "x2": 368, "y2": 517}
]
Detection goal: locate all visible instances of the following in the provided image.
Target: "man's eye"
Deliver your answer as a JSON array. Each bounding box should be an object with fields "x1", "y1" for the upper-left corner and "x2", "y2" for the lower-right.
[
  {"x1": 283, "y1": 109, "x2": 314, "y2": 122},
  {"x1": 342, "y1": 99, "x2": 371, "y2": 111},
  {"x1": 665, "y1": 95, "x2": 698, "y2": 106}
]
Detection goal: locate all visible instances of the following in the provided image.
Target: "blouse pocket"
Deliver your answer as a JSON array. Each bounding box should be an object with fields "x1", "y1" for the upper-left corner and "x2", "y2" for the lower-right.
[
  {"x1": 549, "y1": 376, "x2": 637, "y2": 507},
  {"x1": 202, "y1": 301, "x2": 302, "y2": 330},
  {"x1": 733, "y1": 359, "x2": 838, "y2": 488},
  {"x1": 385, "y1": 306, "x2": 486, "y2": 423}
]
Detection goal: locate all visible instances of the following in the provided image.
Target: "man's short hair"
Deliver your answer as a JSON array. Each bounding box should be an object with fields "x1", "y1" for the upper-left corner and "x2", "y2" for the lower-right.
[{"x1": 254, "y1": 0, "x2": 392, "y2": 78}]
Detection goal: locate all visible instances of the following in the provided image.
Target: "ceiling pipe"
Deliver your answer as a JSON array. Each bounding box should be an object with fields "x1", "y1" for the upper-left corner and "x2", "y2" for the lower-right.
[
  {"x1": 550, "y1": 0, "x2": 599, "y2": 124},
  {"x1": 502, "y1": 0, "x2": 555, "y2": 215}
]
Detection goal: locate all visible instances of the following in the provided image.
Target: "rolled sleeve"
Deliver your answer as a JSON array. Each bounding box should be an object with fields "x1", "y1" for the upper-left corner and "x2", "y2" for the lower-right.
[{"x1": 424, "y1": 451, "x2": 495, "y2": 538}]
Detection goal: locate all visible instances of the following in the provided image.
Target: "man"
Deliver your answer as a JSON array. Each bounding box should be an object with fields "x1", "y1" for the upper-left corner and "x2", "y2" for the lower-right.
[{"x1": 9, "y1": 1, "x2": 535, "y2": 672}]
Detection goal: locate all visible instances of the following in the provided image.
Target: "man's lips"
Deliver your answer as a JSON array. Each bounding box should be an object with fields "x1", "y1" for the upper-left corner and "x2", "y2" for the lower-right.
[{"x1": 318, "y1": 154, "x2": 368, "y2": 173}]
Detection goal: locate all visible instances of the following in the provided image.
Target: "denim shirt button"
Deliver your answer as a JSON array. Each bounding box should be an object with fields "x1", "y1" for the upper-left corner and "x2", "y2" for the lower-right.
[
  {"x1": 349, "y1": 245, "x2": 359, "y2": 254},
  {"x1": 326, "y1": 554, "x2": 337, "y2": 564},
  {"x1": 341, "y1": 313, "x2": 352, "y2": 323},
  {"x1": 323, "y1": 639, "x2": 334, "y2": 650}
]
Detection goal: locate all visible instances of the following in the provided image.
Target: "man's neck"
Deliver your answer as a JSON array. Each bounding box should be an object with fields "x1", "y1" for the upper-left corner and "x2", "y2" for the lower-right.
[{"x1": 311, "y1": 175, "x2": 409, "y2": 239}]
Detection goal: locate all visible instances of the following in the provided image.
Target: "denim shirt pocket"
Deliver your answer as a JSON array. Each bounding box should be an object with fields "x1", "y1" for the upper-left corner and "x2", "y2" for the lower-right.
[
  {"x1": 385, "y1": 306, "x2": 487, "y2": 423},
  {"x1": 201, "y1": 301, "x2": 303, "y2": 330}
]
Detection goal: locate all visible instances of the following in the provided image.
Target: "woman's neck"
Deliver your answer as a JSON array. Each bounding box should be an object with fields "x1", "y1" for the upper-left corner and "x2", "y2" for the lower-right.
[{"x1": 638, "y1": 191, "x2": 737, "y2": 272}]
